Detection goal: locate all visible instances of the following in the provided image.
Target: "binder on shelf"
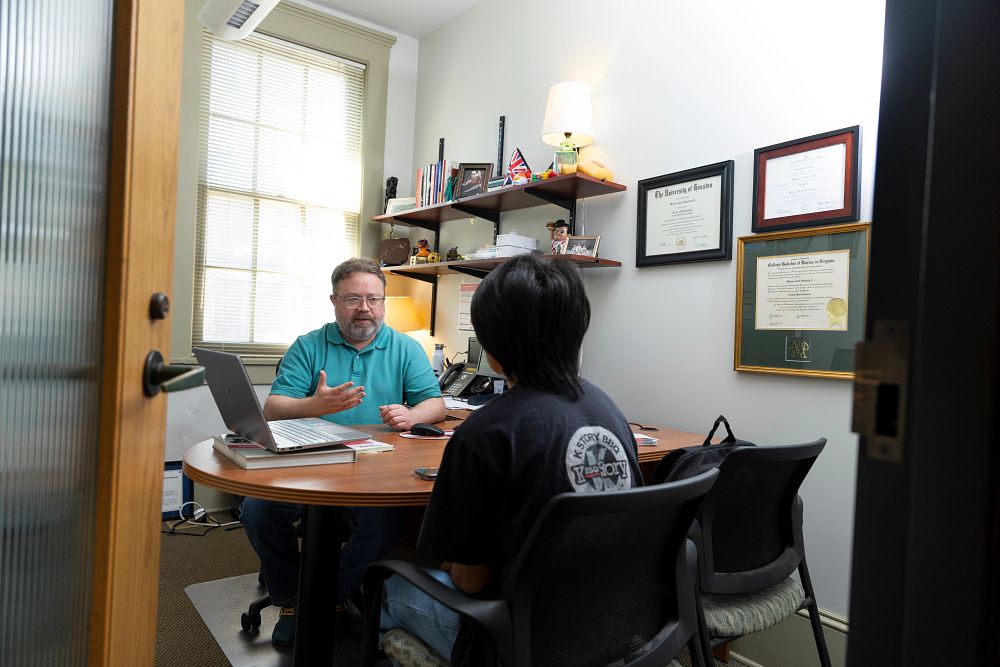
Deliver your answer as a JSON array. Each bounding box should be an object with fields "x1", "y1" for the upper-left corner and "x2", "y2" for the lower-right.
[{"x1": 212, "y1": 433, "x2": 357, "y2": 469}]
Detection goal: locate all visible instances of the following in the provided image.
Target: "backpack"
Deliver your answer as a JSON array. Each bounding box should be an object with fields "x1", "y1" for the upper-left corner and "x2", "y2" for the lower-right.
[{"x1": 650, "y1": 415, "x2": 756, "y2": 484}]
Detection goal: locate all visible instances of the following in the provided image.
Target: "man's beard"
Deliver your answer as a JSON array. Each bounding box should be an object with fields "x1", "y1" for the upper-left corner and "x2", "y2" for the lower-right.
[{"x1": 342, "y1": 315, "x2": 380, "y2": 342}]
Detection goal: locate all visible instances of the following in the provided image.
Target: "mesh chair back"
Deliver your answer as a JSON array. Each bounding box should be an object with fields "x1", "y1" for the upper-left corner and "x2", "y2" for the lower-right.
[
  {"x1": 696, "y1": 440, "x2": 826, "y2": 594},
  {"x1": 500, "y1": 470, "x2": 717, "y2": 667}
]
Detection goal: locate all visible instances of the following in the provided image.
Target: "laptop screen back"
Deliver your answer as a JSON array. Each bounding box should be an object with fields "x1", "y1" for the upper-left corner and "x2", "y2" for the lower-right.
[{"x1": 193, "y1": 348, "x2": 276, "y2": 447}]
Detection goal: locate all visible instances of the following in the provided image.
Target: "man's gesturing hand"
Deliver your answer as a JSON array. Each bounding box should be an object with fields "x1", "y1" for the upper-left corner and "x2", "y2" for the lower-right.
[{"x1": 310, "y1": 370, "x2": 364, "y2": 416}]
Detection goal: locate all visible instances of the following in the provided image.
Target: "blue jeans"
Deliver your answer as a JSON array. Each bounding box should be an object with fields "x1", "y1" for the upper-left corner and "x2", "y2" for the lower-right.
[
  {"x1": 240, "y1": 498, "x2": 404, "y2": 606},
  {"x1": 379, "y1": 569, "x2": 462, "y2": 662}
]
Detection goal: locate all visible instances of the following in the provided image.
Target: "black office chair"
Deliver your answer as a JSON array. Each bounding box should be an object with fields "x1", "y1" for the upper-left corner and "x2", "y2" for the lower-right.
[
  {"x1": 362, "y1": 469, "x2": 719, "y2": 667},
  {"x1": 688, "y1": 440, "x2": 831, "y2": 667}
]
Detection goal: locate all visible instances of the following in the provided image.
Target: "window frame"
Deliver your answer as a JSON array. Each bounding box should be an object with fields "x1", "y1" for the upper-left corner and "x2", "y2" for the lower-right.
[{"x1": 171, "y1": 0, "x2": 395, "y2": 383}]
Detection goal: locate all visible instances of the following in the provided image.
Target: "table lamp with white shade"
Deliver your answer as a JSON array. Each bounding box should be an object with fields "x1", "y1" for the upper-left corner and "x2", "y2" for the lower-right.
[{"x1": 540, "y1": 81, "x2": 595, "y2": 174}]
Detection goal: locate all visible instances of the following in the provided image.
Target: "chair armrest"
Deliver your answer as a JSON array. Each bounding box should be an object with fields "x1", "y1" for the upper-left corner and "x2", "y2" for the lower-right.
[{"x1": 363, "y1": 559, "x2": 512, "y2": 667}]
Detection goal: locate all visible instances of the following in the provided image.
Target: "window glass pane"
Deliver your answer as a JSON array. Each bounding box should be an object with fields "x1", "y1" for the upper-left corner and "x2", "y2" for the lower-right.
[
  {"x1": 208, "y1": 41, "x2": 258, "y2": 122},
  {"x1": 257, "y1": 199, "x2": 301, "y2": 273},
  {"x1": 206, "y1": 117, "x2": 255, "y2": 191},
  {"x1": 257, "y1": 126, "x2": 303, "y2": 199},
  {"x1": 254, "y1": 273, "x2": 305, "y2": 343},
  {"x1": 202, "y1": 269, "x2": 251, "y2": 341},
  {"x1": 260, "y1": 54, "x2": 304, "y2": 132},
  {"x1": 205, "y1": 194, "x2": 254, "y2": 269},
  {"x1": 306, "y1": 67, "x2": 347, "y2": 138}
]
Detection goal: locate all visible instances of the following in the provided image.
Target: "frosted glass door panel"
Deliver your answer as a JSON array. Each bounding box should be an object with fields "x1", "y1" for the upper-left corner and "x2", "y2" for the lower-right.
[{"x1": 0, "y1": 0, "x2": 113, "y2": 663}]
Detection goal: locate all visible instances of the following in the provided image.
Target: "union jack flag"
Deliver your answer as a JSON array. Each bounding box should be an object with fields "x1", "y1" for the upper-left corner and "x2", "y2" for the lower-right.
[{"x1": 506, "y1": 147, "x2": 531, "y2": 182}]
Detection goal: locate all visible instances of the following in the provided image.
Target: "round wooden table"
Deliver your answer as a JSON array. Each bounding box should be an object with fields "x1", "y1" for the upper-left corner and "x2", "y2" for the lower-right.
[{"x1": 182, "y1": 417, "x2": 702, "y2": 665}]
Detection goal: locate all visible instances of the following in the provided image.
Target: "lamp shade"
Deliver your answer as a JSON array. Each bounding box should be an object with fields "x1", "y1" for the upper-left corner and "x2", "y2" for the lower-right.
[
  {"x1": 540, "y1": 81, "x2": 595, "y2": 149},
  {"x1": 383, "y1": 296, "x2": 424, "y2": 332}
]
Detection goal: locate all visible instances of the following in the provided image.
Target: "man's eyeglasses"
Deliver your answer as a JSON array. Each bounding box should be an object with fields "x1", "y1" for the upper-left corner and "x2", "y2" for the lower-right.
[{"x1": 336, "y1": 294, "x2": 386, "y2": 309}]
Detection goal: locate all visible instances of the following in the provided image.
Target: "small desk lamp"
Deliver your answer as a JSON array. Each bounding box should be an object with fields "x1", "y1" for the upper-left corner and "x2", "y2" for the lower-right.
[
  {"x1": 540, "y1": 81, "x2": 595, "y2": 174},
  {"x1": 383, "y1": 296, "x2": 424, "y2": 332}
]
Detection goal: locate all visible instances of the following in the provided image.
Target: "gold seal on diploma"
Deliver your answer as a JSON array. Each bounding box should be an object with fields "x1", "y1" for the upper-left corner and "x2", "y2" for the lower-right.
[{"x1": 826, "y1": 298, "x2": 848, "y2": 328}]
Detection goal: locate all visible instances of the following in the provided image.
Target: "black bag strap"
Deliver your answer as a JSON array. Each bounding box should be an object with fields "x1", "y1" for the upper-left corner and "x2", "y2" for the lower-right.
[{"x1": 703, "y1": 415, "x2": 737, "y2": 446}]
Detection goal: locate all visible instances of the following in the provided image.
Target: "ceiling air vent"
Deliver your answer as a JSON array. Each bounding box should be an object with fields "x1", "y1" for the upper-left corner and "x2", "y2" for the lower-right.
[
  {"x1": 198, "y1": 0, "x2": 280, "y2": 41},
  {"x1": 226, "y1": 2, "x2": 260, "y2": 29}
]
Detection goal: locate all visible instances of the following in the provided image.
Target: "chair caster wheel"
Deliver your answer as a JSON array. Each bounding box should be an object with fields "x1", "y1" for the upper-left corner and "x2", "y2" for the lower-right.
[{"x1": 241, "y1": 610, "x2": 261, "y2": 632}]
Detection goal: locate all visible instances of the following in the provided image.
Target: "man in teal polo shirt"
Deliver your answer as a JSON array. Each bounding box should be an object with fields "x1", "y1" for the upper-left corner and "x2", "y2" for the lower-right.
[{"x1": 241, "y1": 257, "x2": 445, "y2": 646}]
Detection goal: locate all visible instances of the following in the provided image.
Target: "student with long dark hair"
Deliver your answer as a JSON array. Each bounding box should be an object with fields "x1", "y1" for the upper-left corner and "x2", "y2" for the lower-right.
[{"x1": 377, "y1": 254, "x2": 641, "y2": 663}]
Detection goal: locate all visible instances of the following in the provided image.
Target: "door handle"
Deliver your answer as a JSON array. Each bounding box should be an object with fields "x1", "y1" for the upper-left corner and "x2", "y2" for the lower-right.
[{"x1": 143, "y1": 350, "x2": 204, "y2": 397}]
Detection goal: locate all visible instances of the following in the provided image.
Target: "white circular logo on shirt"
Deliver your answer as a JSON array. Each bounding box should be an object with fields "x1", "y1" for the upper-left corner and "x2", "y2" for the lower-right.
[{"x1": 565, "y1": 426, "x2": 631, "y2": 493}]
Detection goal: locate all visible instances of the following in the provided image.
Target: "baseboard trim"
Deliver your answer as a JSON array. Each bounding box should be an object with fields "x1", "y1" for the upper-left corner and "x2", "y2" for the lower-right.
[{"x1": 730, "y1": 607, "x2": 848, "y2": 667}]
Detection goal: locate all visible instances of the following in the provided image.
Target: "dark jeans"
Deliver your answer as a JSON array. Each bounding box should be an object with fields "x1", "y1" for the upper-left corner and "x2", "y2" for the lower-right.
[{"x1": 241, "y1": 498, "x2": 404, "y2": 607}]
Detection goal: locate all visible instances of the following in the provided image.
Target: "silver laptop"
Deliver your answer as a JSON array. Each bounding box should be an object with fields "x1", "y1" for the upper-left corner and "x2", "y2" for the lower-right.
[{"x1": 194, "y1": 347, "x2": 370, "y2": 452}]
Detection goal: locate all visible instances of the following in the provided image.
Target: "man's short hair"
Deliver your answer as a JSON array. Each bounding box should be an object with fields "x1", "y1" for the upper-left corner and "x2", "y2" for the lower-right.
[
  {"x1": 471, "y1": 254, "x2": 590, "y2": 398},
  {"x1": 330, "y1": 257, "x2": 387, "y2": 292}
]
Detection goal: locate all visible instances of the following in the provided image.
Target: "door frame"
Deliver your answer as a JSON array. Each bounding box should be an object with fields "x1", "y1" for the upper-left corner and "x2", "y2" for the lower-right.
[{"x1": 88, "y1": 1, "x2": 185, "y2": 663}]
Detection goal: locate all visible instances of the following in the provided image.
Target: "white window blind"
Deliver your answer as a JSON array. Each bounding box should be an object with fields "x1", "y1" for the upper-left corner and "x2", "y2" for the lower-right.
[{"x1": 193, "y1": 32, "x2": 365, "y2": 356}]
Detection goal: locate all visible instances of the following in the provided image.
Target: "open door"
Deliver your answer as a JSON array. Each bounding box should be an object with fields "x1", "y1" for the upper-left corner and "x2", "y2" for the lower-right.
[
  {"x1": 88, "y1": 1, "x2": 188, "y2": 663},
  {"x1": 847, "y1": 0, "x2": 1000, "y2": 663}
]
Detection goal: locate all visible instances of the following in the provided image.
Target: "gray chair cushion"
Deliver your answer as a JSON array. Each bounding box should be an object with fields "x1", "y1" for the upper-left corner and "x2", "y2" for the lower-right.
[
  {"x1": 701, "y1": 577, "x2": 806, "y2": 638},
  {"x1": 381, "y1": 628, "x2": 449, "y2": 667}
]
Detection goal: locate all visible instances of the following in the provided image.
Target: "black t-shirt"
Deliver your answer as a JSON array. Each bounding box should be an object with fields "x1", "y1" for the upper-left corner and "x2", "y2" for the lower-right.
[{"x1": 417, "y1": 379, "x2": 641, "y2": 584}]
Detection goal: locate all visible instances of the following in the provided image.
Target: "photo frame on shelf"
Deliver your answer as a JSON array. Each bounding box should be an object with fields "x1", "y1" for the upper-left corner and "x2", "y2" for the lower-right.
[
  {"x1": 455, "y1": 163, "x2": 493, "y2": 198},
  {"x1": 566, "y1": 235, "x2": 600, "y2": 257},
  {"x1": 636, "y1": 160, "x2": 734, "y2": 267},
  {"x1": 752, "y1": 126, "x2": 860, "y2": 233},
  {"x1": 735, "y1": 222, "x2": 870, "y2": 379},
  {"x1": 385, "y1": 197, "x2": 417, "y2": 216}
]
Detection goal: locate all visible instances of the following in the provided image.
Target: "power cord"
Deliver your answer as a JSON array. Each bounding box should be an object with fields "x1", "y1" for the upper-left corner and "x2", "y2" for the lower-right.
[
  {"x1": 162, "y1": 501, "x2": 243, "y2": 537},
  {"x1": 628, "y1": 421, "x2": 657, "y2": 431}
]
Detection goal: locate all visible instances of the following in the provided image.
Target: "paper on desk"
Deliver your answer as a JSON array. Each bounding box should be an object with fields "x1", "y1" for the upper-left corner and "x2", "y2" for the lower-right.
[
  {"x1": 444, "y1": 397, "x2": 483, "y2": 410},
  {"x1": 345, "y1": 439, "x2": 394, "y2": 454},
  {"x1": 633, "y1": 433, "x2": 659, "y2": 446}
]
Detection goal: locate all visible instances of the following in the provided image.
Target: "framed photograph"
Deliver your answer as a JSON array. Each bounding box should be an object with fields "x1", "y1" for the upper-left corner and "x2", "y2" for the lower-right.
[
  {"x1": 385, "y1": 196, "x2": 416, "y2": 215},
  {"x1": 636, "y1": 160, "x2": 734, "y2": 267},
  {"x1": 566, "y1": 235, "x2": 600, "y2": 257},
  {"x1": 735, "y1": 222, "x2": 870, "y2": 379},
  {"x1": 455, "y1": 163, "x2": 493, "y2": 199},
  {"x1": 752, "y1": 126, "x2": 860, "y2": 233}
]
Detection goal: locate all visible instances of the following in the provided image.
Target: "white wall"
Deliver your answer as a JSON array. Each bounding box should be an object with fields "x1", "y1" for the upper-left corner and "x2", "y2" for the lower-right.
[
  {"x1": 411, "y1": 0, "x2": 886, "y2": 618},
  {"x1": 165, "y1": 8, "x2": 421, "y2": 509}
]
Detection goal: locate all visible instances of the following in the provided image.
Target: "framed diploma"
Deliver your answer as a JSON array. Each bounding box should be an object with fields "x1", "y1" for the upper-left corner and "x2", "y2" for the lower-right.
[
  {"x1": 752, "y1": 126, "x2": 860, "y2": 233},
  {"x1": 636, "y1": 160, "x2": 734, "y2": 267},
  {"x1": 735, "y1": 222, "x2": 870, "y2": 379}
]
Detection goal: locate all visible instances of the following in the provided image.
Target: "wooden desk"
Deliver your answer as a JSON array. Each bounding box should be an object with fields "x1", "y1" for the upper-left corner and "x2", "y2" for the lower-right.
[{"x1": 182, "y1": 415, "x2": 702, "y2": 665}]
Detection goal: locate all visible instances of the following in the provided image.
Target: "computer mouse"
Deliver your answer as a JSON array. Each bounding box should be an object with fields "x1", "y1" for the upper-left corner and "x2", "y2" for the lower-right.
[{"x1": 410, "y1": 423, "x2": 445, "y2": 437}]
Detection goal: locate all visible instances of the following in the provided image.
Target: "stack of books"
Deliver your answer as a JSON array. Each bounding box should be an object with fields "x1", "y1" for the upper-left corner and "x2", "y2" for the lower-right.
[
  {"x1": 212, "y1": 434, "x2": 392, "y2": 470},
  {"x1": 415, "y1": 159, "x2": 458, "y2": 207}
]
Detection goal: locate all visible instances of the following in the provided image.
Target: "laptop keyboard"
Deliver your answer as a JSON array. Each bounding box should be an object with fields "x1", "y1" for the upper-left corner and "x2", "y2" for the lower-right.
[{"x1": 270, "y1": 420, "x2": 332, "y2": 445}]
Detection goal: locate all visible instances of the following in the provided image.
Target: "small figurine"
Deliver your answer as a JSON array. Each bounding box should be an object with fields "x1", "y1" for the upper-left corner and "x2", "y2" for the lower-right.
[
  {"x1": 413, "y1": 239, "x2": 430, "y2": 257},
  {"x1": 446, "y1": 246, "x2": 461, "y2": 262},
  {"x1": 550, "y1": 220, "x2": 570, "y2": 255},
  {"x1": 428, "y1": 251, "x2": 441, "y2": 263},
  {"x1": 383, "y1": 176, "x2": 398, "y2": 213}
]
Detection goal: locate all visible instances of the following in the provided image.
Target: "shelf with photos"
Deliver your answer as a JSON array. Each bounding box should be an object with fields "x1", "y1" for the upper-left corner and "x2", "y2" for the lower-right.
[
  {"x1": 375, "y1": 172, "x2": 626, "y2": 336},
  {"x1": 372, "y1": 172, "x2": 626, "y2": 231}
]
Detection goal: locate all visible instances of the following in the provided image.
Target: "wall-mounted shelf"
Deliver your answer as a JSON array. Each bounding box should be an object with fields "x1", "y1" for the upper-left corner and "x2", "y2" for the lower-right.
[
  {"x1": 374, "y1": 173, "x2": 627, "y2": 335},
  {"x1": 386, "y1": 253, "x2": 622, "y2": 280},
  {"x1": 373, "y1": 172, "x2": 626, "y2": 235}
]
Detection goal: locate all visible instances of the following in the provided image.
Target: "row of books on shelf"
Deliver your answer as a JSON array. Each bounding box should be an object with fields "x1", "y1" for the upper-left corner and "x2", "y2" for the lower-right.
[
  {"x1": 212, "y1": 434, "x2": 394, "y2": 469},
  {"x1": 416, "y1": 159, "x2": 458, "y2": 208}
]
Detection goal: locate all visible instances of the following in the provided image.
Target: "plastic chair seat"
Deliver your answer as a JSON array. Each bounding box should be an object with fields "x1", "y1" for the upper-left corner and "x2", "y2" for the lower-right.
[{"x1": 700, "y1": 577, "x2": 805, "y2": 638}]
